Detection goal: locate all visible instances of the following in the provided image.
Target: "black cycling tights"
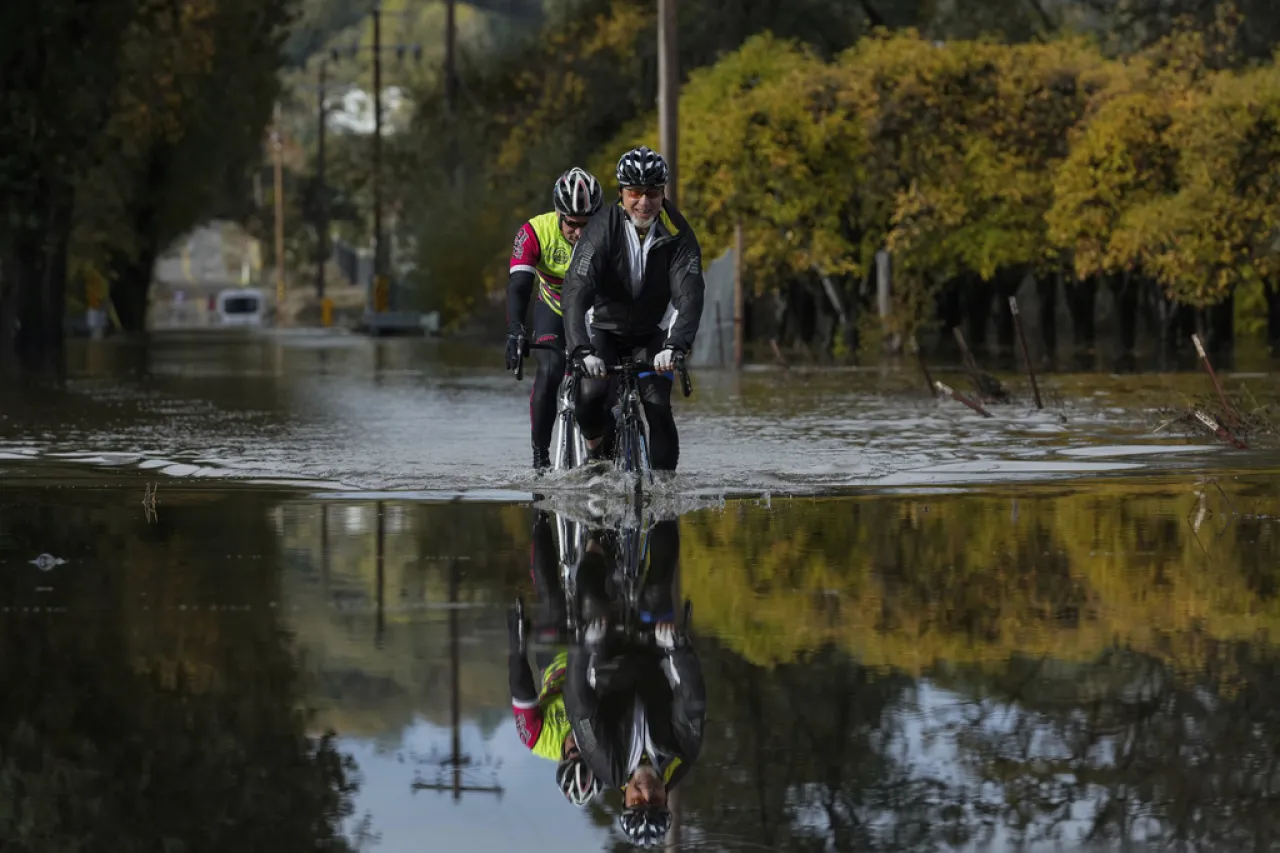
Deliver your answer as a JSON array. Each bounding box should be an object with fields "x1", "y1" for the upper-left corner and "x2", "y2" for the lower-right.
[
  {"x1": 530, "y1": 300, "x2": 567, "y2": 460},
  {"x1": 574, "y1": 329, "x2": 679, "y2": 472}
]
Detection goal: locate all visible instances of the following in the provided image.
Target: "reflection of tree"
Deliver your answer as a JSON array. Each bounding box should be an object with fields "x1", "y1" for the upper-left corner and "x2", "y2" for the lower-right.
[
  {"x1": 939, "y1": 642, "x2": 1280, "y2": 850},
  {"x1": 668, "y1": 478, "x2": 1280, "y2": 850},
  {"x1": 667, "y1": 641, "x2": 973, "y2": 852},
  {"x1": 681, "y1": 482, "x2": 1280, "y2": 676},
  {"x1": 278, "y1": 500, "x2": 530, "y2": 739},
  {"x1": 0, "y1": 488, "x2": 362, "y2": 851}
]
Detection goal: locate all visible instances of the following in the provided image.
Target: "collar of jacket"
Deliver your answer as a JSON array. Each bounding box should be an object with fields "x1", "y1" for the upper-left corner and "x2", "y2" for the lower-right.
[{"x1": 615, "y1": 201, "x2": 681, "y2": 249}]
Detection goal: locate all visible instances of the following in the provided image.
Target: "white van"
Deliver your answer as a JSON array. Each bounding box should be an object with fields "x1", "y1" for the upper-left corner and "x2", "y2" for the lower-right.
[{"x1": 214, "y1": 288, "x2": 265, "y2": 327}]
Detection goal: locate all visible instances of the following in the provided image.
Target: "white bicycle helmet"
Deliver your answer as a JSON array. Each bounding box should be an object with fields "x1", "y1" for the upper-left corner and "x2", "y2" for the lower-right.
[{"x1": 553, "y1": 167, "x2": 604, "y2": 218}]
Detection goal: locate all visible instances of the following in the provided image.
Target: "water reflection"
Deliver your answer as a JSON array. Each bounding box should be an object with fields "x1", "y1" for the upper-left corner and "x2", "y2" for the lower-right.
[
  {"x1": 508, "y1": 505, "x2": 706, "y2": 847},
  {"x1": 0, "y1": 485, "x2": 362, "y2": 851},
  {"x1": 5, "y1": 473, "x2": 1280, "y2": 850}
]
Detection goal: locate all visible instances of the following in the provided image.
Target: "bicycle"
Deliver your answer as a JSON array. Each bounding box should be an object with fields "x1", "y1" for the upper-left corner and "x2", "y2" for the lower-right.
[
  {"x1": 574, "y1": 354, "x2": 693, "y2": 499},
  {"x1": 514, "y1": 505, "x2": 692, "y2": 658},
  {"x1": 512, "y1": 338, "x2": 589, "y2": 472}
]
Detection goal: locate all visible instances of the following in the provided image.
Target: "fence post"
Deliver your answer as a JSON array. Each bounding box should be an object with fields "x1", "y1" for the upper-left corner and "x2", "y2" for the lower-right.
[{"x1": 733, "y1": 218, "x2": 744, "y2": 369}]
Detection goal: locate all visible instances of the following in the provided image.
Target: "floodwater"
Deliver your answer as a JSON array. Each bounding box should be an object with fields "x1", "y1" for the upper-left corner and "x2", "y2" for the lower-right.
[
  {"x1": 3, "y1": 331, "x2": 1279, "y2": 494},
  {"x1": 3, "y1": 330, "x2": 1280, "y2": 852}
]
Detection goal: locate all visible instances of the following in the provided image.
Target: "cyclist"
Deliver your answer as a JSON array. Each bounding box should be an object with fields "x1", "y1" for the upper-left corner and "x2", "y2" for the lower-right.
[
  {"x1": 561, "y1": 146, "x2": 705, "y2": 471},
  {"x1": 507, "y1": 508, "x2": 604, "y2": 806},
  {"x1": 564, "y1": 518, "x2": 706, "y2": 848},
  {"x1": 505, "y1": 167, "x2": 605, "y2": 471}
]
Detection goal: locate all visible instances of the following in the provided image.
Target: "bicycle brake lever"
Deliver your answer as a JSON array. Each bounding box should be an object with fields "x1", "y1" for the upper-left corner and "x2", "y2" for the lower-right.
[
  {"x1": 676, "y1": 355, "x2": 692, "y2": 398},
  {"x1": 514, "y1": 335, "x2": 527, "y2": 381}
]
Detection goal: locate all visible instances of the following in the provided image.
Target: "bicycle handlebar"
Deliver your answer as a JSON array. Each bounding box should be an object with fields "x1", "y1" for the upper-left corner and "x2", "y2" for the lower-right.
[
  {"x1": 512, "y1": 337, "x2": 565, "y2": 381},
  {"x1": 572, "y1": 354, "x2": 693, "y2": 398},
  {"x1": 578, "y1": 599, "x2": 694, "y2": 647},
  {"x1": 514, "y1": 334, "x2": 693, "y2": 399}
]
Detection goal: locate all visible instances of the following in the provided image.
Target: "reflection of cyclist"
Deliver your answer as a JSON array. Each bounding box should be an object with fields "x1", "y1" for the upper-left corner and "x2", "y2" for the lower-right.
[
  {"x1": 505, "y1": 168, "x2": 605, "y2": 471},
  {"x1": 564, "y1": 519, "x2": 707, "y2": 847},
  {"x1": 528, "y1": 509, "x2": 568, "y2": 638},
  {"x1": 507, "y1": 510, "x2": 603, "y2": 806}
]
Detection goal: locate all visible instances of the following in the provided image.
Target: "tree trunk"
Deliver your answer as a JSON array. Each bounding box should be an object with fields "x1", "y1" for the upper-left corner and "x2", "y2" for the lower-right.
[
  {"x1": 1155, "y1": 284, "x2": 1178, "y2": 359},
  {"x1": 1266, "y1": 281, "x2": 1280, "y2": 350},
  {"x1": 936, "y1": 279, "x2": 963, "y2": 352},
  {"x1": 0, "y1": 242, "x2": 21, "y2": 369},
  {"x1": 13, "y1": 225, "x2": 50, "y2": 369},
  {"x1": 992, "y1": 268, "x2": 1023, "y2": 355},
  {"x1": 1109, "y1": 272, "x2": 1138, "y2": 354},
  {"x1": 1065, "y1": 275, "x2": 1098, "y2": 350},
  {"x1": 1137, "y1": 275, "x2": 1161, "y2": 340},
  {"x1": 962, "y1": 273, "x2": 993, "y2": 352},
  {"x1": 1036, "y1": 272, "x2": 1057, "y2": 366},
  {"x1": 1205, "y1": 292, "x2": 1234, "y2": 357},
  {"x1": 109, "y1": 245, "x2": 157, "y2": 333},
  {"x1": 34, "y1": 193, "x2": 73, "y2": 373}
]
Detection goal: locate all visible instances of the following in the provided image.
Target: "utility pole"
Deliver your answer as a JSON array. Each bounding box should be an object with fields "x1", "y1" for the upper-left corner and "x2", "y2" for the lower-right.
[
  {"x1": 316, "y1": 57, "x2": 329, "y2": 301},
  {"x1": 444, "y1": 0, "x2": 460, "y2": 193},
  {"x1": 372, "y1": 3, "x2": 385, "y2": 309},
  {"x1": 272, "y1": 102, "x2": 285, "y2": 314},
  {"x1": 411, "y1": 558, "x2": 504, "y2": 801},
  {"x1": 445, "y1": 0, "x2": 458, "y2": 114},
  {"x1": 658, "y1": 0, "x2": 678, "y2": 207},
  {"x1": 375, "y1": 500, "x2": 386, "y2": 649}
]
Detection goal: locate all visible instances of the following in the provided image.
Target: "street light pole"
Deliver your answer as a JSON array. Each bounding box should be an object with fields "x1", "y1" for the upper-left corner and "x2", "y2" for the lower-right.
[
  {"x1": 372, "y1": 3, "x2": 385, "y2": 306},
  {"x1": 658, "y1": 0, "x2": 678, "y2": 207},
  {"x1": 272, "y1": 102, "x2": 285, "y2": 313},
  {"x1": 316, "y1": 57, "x2": 328, "y2": 301}
]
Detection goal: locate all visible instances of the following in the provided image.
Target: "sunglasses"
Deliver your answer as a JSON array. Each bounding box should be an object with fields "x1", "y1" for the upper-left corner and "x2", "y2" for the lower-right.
[
  {"x1": 621, "y1": 186, "x2": 664, "y2": 200},
  {"x1": 560, "y1": 215, "x2": 591, "y2": 231}
]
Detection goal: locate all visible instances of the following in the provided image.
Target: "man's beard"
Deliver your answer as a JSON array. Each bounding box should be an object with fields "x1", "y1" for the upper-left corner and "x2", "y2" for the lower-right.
[{"x1": 628, "y1": 209, "x2": 656, "y2": 230}]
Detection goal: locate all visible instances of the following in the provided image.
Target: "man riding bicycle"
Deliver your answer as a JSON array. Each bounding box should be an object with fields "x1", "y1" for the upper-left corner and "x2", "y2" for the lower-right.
[
  {"x1": 564, "y1": 516, "x2": 705, "y2": 847},
  {"x1": 505, "y1": 167, "x2": 605, "y2": 471},
  {"x1": 561, "y1": 146, "x2": 706, "y2": 471}
]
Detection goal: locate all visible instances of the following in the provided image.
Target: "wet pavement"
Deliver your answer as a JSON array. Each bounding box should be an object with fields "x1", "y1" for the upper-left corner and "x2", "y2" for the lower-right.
[{"x1": 2, "y1": 332, "x2": 1280, "y2": 851}]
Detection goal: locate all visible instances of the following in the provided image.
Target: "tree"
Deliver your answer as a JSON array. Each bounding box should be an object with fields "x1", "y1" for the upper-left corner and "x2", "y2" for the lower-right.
[
  {"x1": 0, "y1": 0, "x2": 141, "y2": 368},
  {"x1": 0, "y1": 0, "x2": 297, "y2": 363}
]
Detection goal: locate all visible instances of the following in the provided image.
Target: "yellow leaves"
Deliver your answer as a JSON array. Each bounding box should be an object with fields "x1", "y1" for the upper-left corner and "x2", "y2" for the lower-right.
[
  {"x1": 584, "y1": 1, "x2": 650, "y2": 57},
  {"x1": 680, "y1": 487, "x2": 1280, "y2": 675}
]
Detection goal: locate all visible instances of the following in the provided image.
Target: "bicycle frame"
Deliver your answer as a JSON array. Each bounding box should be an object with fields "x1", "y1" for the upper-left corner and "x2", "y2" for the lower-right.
[
  {"x1": 580, "y1": 356, "x2": 691, "y2": 494},
  {"x1": 549, "y1": 371, "x2": 588, "y2": 472},
  {"x1": 512, "y1": 501, "x2": 694, "y2": 656},
  {"x1": 513, "y1": 339, "x2": 588, "y2": 472},
  {"x1": 573, "y1": 504, "x2": 694, "y2": 646},
  {"x1": 555, "y1": 510, "x2": 587, "y2": 634}
]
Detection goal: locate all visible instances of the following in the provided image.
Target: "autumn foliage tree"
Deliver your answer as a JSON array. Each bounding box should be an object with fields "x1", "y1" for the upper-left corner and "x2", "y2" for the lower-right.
[
  {"x1": 0, "y1": 0, "x2": 295, "y2": 367},
  {"x1": 589, "y1": 5, "x2": 1280, "y2": 358}
]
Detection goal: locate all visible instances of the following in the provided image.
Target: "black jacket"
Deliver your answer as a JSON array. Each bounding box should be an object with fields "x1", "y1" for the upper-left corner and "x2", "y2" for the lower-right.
[
  {"x1": 562, "y1": 200, "x2": 706, "y2": 357},
  {"x1": 565, "y1": 641, "x2": 706, "y2": 792}
]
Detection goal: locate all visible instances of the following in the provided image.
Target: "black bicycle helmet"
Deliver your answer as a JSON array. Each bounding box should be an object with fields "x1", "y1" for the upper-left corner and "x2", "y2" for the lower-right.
[
  {"x1": 615, "y1": 146, "x2": 669, "y2": 188},
  {"x1": 619, "y1": 805, "x2": 673, "y2": 847}
]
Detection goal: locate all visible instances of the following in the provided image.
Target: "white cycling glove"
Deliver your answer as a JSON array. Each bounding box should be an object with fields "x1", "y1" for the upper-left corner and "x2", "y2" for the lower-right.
[
  {"x1": 653, "y1": 348, "x2": 677, "y2": 373},
  {"x1": 585, "y1": 618, "x2": 607, "y2": 646},
  {"x1": 581, "y1": 353, "x2": 606, "y2": 379},
  {"x1": 655, "y1": 623, "x2": 677, "y2": 651}
]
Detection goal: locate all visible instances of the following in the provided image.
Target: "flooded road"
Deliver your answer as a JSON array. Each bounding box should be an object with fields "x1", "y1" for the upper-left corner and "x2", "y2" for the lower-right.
[
  {"x1": 3, "y1": 332, "x2": 1280, "y2": 851},
  {"x1": 4, "y1": 474, "x2": 1280, "y2": 851},
  {"x1": 1, "y1": 331, "x2": 1277, "y2": 495}
]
